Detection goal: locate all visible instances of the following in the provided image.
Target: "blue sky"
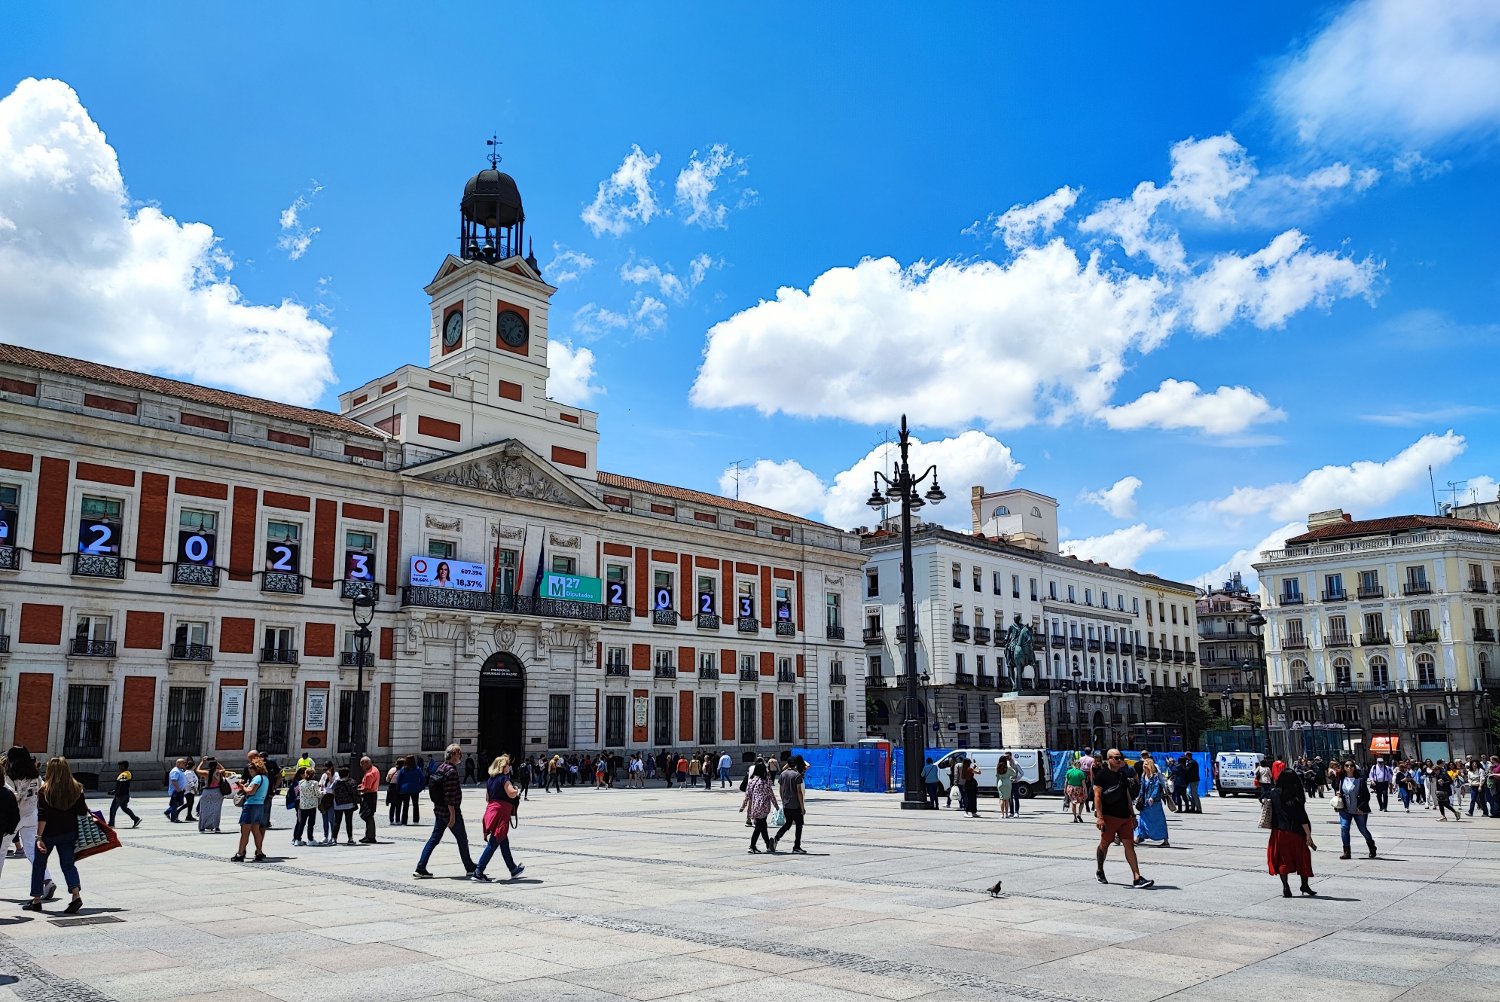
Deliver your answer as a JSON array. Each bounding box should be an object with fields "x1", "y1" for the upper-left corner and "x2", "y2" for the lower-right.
[{"x1": 2, "y1": 2, "x2": 1498, "y2": 588}]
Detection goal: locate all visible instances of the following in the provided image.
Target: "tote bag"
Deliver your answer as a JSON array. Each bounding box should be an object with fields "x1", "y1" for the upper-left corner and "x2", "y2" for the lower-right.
[{"x1": 76, "y1": 811, "x2": 122, "y2": 861}]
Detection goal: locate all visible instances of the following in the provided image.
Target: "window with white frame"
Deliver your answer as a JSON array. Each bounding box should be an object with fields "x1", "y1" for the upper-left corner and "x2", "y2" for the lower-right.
[{"x1": 344, "y1": 529, "x2": 377, "y2": 582}]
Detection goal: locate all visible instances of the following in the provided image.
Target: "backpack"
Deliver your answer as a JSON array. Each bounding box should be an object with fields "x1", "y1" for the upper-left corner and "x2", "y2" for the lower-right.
[
  {"x1": 427, "y1": 769, "x2": 448, "y2": 807},
  {"x1": 332, "y1": 776, "x2": 357, "y2": 807},
  {"x1": 0, "y1": 786, "x2": 18, "y2": 837}
]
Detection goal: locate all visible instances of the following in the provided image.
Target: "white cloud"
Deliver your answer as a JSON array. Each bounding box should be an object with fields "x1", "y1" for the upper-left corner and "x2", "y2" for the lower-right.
[
  {"x1": 619, "y1": 256, "x2": 688, "y2": 302},
  {"x1": 546, "y1": 339, "x2": 602, "y2": 405},
  {"x1": 1060, "y1": 524, "x2": 1167, "y2": 570},
  {"x1": 581, "y1": 145, "x2": 661, "y2": 237},
  {"x1": 1099, "y1": 379, "x2": 1286, "y2": 435},
  {"x1": 982, "y1": 186, "x2": 1078, "y2": 250},
  {"x1": 277, "y1": 182, "x2": 322, "y2": 260},
  {"x1": 688, "y1": 252, "x2": 719, "y2": 287},
  {"x1": 1271, "y1": 0, "x2": 1500, "y2": 149},
  {"x1": 571, "y1": 302, "x2": 628, "y2": 340},
  {"x1": 547, "y1": 246, "x2": 595, "y2": 284},
  {"x1": 1080, "y1": 134, "x2": 1254, "y2": 272},
  {"x1": 1454, "y1": 475, "x2": 1499, "y2": 509},
  {"x1": 693, "y1": 133, "x2": 1375, "y2": 432},
  {"x1": 1082, "y1": 476, "x2": 1142, "y2": 518},
  {"x1": 726, "y1": 431, "x2": 1022, "y2": 529},
  {"x1": 675, "y1": 144, "x2": 749, "y2": 228},
  {"x1": 1181, "y1": 229, "x2": 1378, "y2": 335},
  {"x1": 1213, "y1": 431, "x2": 1466, "y2": 522},
  {"x1": 631, "y1": 294, "x2": 667, "y2": 333},
  {"x1": 0, "y1": 78, "x2": 335, "y2": 406},
  {"x1": 720, "y1": 459, "x2": 826, "y2": 516},
  {"x1": 1197, "y1": 521, "x2": 1308, "y2": 594}
]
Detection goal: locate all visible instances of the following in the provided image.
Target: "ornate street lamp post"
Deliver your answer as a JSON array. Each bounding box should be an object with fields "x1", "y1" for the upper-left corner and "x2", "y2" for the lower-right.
[
  {"x1": 866, "y1": 415, "x2": 945, "y2": 810},
  {"x1": 348, "y1": 582, "x2": 378, "y2": 766},
  {"x1": 1071, "y1": 667, "x2": 1083, "y2": 749},
  {"x1": 1177, "y1": 677, "x2": 1191, "y2": 753}
]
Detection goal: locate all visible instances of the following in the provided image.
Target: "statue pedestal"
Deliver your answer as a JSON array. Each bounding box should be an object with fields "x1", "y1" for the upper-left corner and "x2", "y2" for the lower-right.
[{"x1": 994, "y1": 694, "x2": 1050, "y2": 748}]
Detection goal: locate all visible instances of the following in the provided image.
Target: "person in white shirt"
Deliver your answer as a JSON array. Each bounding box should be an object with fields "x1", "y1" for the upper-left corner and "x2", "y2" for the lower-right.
[
  {"x1": 165, "y1": 758, "x2": 189, "y2": 822},
  {"x1": 2, "y1": 747, "x2": 54, "y2": 900},
  {"x1": 718, "y1": 752, "x2": 733, "y2": 789}
]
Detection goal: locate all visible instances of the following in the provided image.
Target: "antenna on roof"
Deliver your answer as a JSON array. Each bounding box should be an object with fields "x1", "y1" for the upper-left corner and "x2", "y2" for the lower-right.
[
  {"x1": 485, "y1": 134, "x2": 503, "y2": 169},
  {"x1": 1446, "y1": 479, "x2": 1468, "y2": 517},
  {"x1": 727, "y1": 459, "x2": 748, "y2": 500},
  {"x1": 1429, "y1": 465, "x2": 1438, "y2": 516}
]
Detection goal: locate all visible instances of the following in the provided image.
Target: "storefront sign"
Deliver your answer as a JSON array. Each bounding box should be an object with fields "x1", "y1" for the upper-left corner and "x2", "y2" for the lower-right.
[
  {"x1": 546, "y1": 573, "x2": 602, "y2": 603},
  {"x1": 220, "y1": 685, "x2": 247, "y2": 731}
]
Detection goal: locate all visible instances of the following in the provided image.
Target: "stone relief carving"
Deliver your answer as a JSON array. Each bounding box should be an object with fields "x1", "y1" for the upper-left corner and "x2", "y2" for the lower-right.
[
  {"x1": 492, "y1": 524, "x2": 524, "y2": 540},
  {"x1": 824, "y1": 573, "x2": 844, "y2": 586},
  {"x1": 429, "y1": 453, "x2": 586, "y2": 507},
  {"x1": 548, "y1": 532, "x2": 582, "y2": 549},
  {"x1": 425, "y1": 514, "x2": 462, "y2": 531}
]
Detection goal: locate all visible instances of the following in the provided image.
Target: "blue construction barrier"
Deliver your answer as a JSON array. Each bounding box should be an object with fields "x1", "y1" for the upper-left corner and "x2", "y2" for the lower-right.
[
  {"x1": 1049, "y1": 750, "x2": 1214, "y2": 796},
  {"x1": 794, "y1": 746, "x2": 954, "y2": 793}
]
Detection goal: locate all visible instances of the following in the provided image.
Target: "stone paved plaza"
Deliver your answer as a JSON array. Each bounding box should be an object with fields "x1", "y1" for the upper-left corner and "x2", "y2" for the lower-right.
[{"x1": 1, "y1": 785, "x2": 1497, "y2": 1002}]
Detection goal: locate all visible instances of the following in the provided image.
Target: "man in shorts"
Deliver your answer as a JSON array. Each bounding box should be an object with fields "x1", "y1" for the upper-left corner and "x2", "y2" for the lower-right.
[{"x1": 1092, "y1": 748, "x2": 1153, "y2": 888}]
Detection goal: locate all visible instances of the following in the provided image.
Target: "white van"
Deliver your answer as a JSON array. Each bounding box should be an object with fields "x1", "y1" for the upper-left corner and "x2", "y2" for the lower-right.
[
  {"x1": 933, "y1": 749, "x2": 1047, "y2": 799},
  {"x1": 1214, "y1": 751, "x2": 1260, "y2": 796}
]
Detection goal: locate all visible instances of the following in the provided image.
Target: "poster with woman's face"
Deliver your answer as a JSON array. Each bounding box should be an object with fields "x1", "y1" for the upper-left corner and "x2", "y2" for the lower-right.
[{"x1": 409, "y1": 556, "x2": 487, "y2": 591}]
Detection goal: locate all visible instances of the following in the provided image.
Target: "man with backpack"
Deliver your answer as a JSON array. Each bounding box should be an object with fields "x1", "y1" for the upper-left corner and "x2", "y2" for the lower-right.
[{"x1": 414, "y1": 744, "x2": 477, "y2": 879}]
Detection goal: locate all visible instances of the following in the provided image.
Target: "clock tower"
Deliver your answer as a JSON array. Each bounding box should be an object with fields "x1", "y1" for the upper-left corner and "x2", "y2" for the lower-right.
[{"x1": 338, "y1": 157, "x2": 599, "y2": 478}]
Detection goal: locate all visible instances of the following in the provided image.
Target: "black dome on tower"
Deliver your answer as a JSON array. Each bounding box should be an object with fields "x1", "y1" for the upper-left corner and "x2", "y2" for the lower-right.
[{"x1": 458, "y1": 157, "x2": 526, "y2": 265}]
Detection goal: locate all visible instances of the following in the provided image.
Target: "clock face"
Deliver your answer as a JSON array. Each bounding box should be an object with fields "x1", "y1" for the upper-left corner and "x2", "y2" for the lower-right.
[
  {"x1": 443, "y1": 310, "x2": 463, "y2": 347},
  {"x1": 497, "y1": 309, "x2": 528, "y2": 348}
]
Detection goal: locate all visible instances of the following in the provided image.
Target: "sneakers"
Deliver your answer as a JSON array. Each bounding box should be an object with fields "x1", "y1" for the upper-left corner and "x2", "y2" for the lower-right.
[
  {"x1": 1131, "y1": 876, "x2": 1155, "y2": 889},
  {"x1": 131, "y1": 818, "x2": 142, "y2": 829},
  {"x1": 413, "y1": 868, "x2": 434, "y2": 879},
  {"x1": 41, "y1": 880, "x2": 56, "y2": 902},
  {"x1": 792, "y1": 847, "x2": 808, "y2": 854},
  {"x1": 510, "y1": 864, "x2": 525, "y2": 880},
  {"x1": 292, "y1": 839, "x2": 305, "y2": 846},
  {"x1": 1096, "y1": 870, "x2": 1108, "y2": 884},
  {"x1": 64, "y1": 898, "x2": 82, "y2": 914},
  {"x1": 470, "y1": 871, "x2": 493, "y2": 882}
]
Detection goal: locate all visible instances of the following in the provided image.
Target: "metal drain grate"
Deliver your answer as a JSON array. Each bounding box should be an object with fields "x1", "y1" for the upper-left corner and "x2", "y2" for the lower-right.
[{"x1": 48, "y1": 914, "x2": 124, "y2": 928}]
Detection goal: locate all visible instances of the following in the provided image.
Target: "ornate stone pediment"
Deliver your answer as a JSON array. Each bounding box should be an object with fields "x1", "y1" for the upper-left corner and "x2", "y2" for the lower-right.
[{"x1": 404, "y1": 440, "x2": 606, "y2": 512}]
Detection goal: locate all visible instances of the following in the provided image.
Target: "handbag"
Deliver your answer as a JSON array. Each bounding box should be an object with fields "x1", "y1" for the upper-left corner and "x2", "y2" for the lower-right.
[
  {"x1": 1332, "y1": 794, "x2": 1345, "y2": 812},
  {"x1": 1258, "y1": 798, "x2": 1274, "y2": 830},
  {"x1": 232, "y1": 788, "x2": 248, "y2": 807},
  {"x1": 769, "y1": 808, "x2": 785, "y2": 828},
  {"x1": 1163, "y1": 794, "x2": 1178, "y2": 813},
  {"x1": 76, "y1": 811, "x2": 122, "y2": 861}
]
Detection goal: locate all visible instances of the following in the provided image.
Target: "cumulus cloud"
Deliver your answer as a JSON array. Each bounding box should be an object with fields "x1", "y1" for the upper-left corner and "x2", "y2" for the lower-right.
[
  {"x1": 1271, "y1": 0, "x2": 1500, "y2": 149},
  {"x1": 1181, "y1": 230, "x2": 1378, "y2": 335},
  {"x1": 724, "y1": 431, "x2": 1023, "y2": 529},
  {"x1": 675, "y1": 144, "x2": 751, "y2": 228},
  {"x1": 546, "y1": 339, "x2": 603, "y2": 405},
  {"x1": 0, "y1": 78, "x2": 335, "y2": 405},
  {"x1": 979, "y1": 186, "x2": 1078, "y2": 250},
  {"x1": 1060, "y1": 524, "x2": 1167, "y2": 570},
  {"x1": 1454, "y1": 475, "x2": 1499, "y2": 509},
  {"x1": 277, "y1": 182, "x2": 322, "y2": 260},
  {"x1": 547, "y1": 246, "x2": 595, "y2": 284},
  {"x1": 571, "y1": 295, "x2": 666, "y2": 339},
  {"x1": 1213, "y1": 431, "x2": 1466, "y2": 522},
  {"x1": 693, "y1": 133, "x2": 1375, "y2": 432},
  {"x1": 581, "y1": 145, "x2": 661, "y2": 237},
  {"x1": 631, "y1": 294, "x2": 667, "y2": 333},
  {"x1": 1196, "y1": 521, "x2": 1308, "y2": 594},
  {"x1": 1082, "y1": 476, "x2": 1142, "y2": 518},
  {"x1": 1099, "y1": 379, "x2": 1286, "y2": 435}
]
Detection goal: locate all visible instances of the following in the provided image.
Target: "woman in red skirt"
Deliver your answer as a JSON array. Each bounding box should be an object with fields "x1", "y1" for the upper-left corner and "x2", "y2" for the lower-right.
[{"x1": 1267, "y1": 769, "x2": 1317, "y2": 897}]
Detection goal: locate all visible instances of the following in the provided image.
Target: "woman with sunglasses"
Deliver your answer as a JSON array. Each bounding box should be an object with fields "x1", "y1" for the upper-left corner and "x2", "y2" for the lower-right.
[{"x1": 1335, "y1": 759, "x2": 1376, "y2": 859}]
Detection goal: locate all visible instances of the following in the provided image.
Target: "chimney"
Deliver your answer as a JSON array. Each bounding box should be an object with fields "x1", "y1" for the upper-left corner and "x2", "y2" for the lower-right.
[{"x1": 1307, "y1": 508, "x2": 1349, "y2": 529}]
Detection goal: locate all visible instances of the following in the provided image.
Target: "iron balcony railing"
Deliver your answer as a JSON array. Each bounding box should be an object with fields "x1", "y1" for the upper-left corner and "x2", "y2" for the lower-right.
[
  {"x1": 775, "y1": 621, "x2": 796, "y2": 638},
  {"x1": 172, "y1": 564, "x2": 220, "y2": 587},
  {"x1": 1327, "y1": 633, "x2": 1353, "y2": 647},
  {"x1": 340, "y1": 580, "x2": 381, "y2": 601},
  {"x1": 339, "y1": 651, "x2": 374, "y2": 667},
  {"x1": 955, "y1": 671, "x2": 975, "y2": 686},
  {"x1": 862, "y1": 626, "x2": 883, "y2": 643},
  {"x1": 654, "y1": 665, "x2": 677, "y2": 679},
  {"x1": 1401, "y1": 582, "x2": 1433, "y2": 596},
  {"x1": 1476, "y1": 628, "x2": 1496, "y2": 642},
  {"x1": 0, "y1": 545, "x2": 18, "y2": 570},
  {"x1": 402, "y1": 586, "x2": 633, "y2": 623},
  {"x1": 72, "y1": 552, "x2": 123, "y2": 579},
  {"x1": 738, "y1": 617, "x2": 760, "y2": 634},
  {"x1": 827, "y1": 625, "x2": 846, "y2": 641},
  {"x1": 972, "y1": 626, "x2": 990, "y2": 645},
  {"x1": 0, "y1": 635, "x2": 8, "y2": 654},
  {"x1": 1407, "y1": 629, "x2": 1441, "y2": 644},
  {"x1": 738, "y1": 667, "x2": 759, "y2": 683},
  {"x1": 1357, "y1": 586, "x2": 1384, "y2": 599},
  {"x1": 951, "y1": 623, "x2": 970, "y2": 642},
  {"x1": 1359, "y1": 634, "x2": 1390, "y2": 647},
  {"x1": 1088, "y1": 639, "x2": 1102, "y2": 653},
  {"x1": 605, "y1": 662, "x2": 630, "y2": 677},
  {"x1": 70, "y1": 639, "x2": 116, "y2": 657},
  {"x1": 830, "y1": 670, "x2": 847, "y2": 686},
  {"x1": 260, "y1": 647, "x2": 299, "y2": 664},
  {"x1": 652, "y1": 609, "x2": 679, "y2": 627},
  {"x1": 1279, "y1": 593, "x2": 1305, "y2": 606},
  {"x1": 697, "y1": 613, "x2": 721, "y2": 630},
  {"x1": 169, "y1": 642, "x2": 214, "y2": 661},
  {"x1": 1322, "y1": 590, "x2": 1347, "y2": 602},
  {"x1": 1069, "y1": 637, "x2": 1084, "y2": 650},
  {"x1": 262, "y1": 571, "x2": 303, "y2": 594},
  {"x1": 777, "y1": 668, "x2": 796, "y2": 684},
  {"x1": 1469, "y1": 580, "x2": 1490, "y2": 594}
]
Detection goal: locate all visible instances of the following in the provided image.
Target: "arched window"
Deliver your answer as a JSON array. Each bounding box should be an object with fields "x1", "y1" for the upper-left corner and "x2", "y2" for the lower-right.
[
  {"x1": 1480, "y1": 651, "x2": 1490, "y2": 684},
  {"x1": 1289, "y1": 658, "x2": 1309, "y2": 689},
  {"x1": 1368, "y1": 654, "x2": 1388, "y2": 687},
  {"x1": 1333, "y1": 656, "x2": 1352, "y2": 689},
  {"x1": 1416, "y1": 652, "x2": 1437, "y2": 688},
  {"x1": 992, "y1": 505, "x2": 1010, "y2": 518}
]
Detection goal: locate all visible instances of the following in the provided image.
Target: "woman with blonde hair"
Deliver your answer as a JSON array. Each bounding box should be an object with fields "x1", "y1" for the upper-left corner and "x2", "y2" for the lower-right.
[
  {"x1": 24, "y1": 757, "x2": 87, "y2": 913},
  {"x1": 1133, "y1": 757, "x2": 1170, "y2": 848},
  {"x1": 472, "y1": 755, "x2": 525, "y2": 882}
]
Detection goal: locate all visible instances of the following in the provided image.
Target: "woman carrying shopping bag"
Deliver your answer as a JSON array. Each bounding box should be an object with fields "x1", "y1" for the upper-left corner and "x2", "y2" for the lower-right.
[{"x1": 23, "y1": 757, "x2": 91, "y2": 913}]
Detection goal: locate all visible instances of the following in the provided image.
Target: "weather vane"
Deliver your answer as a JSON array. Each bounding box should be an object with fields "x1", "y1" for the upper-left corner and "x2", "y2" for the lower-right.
[{"x1": 486, "y1": 134, "x2": 503, "y2": 169}]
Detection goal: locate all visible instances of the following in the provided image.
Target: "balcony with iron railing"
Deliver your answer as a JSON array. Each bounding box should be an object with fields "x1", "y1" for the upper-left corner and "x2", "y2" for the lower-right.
[
  {"x1": 262, "y1": 571, "x2": 303, "y2": 595},
  {"x1": 260, "y1": 647, "x2": 299, "y2": 664},
  {"x1": 653, "y1": 609, "x2": 679, "y2": 627},
  {"x1": 1407, "y1": 629, "x2": 1441, "y2": 644},
  {"x1": 1401, "y1": 582, "x2": 1433, "y2": 597},
  {"x1": 1103, "y1": 640, "x2": 1119, "y2": 654},
  {"x1": 775, "y1": 620, "x2": 796, "y2": 638},
  {"x1": 972, "y1": 626, "x2": 990, "y2": 645},
  {"x1": 862, "y1": 626, "x2": 883, "y2": 644},
  {"x1": 1469, "y1": 580, "x2": 1490, "y2": 594},
  {"x1": 1050, "y1": 634, "x2": 1067, "y2": 649},
  {"x1": 866, "y1": 673, "x2": 889, "y2": 688},
  {"x1": 1185, "y1": 652, "x2": 1197, "y2": 665},
  {"x1": 169, "y1": 642, "x2": 214, "y2": 662},
  {"x1": 70, "y1": 639, "x2": 117, "y2": 657},
  {"x1": 339, "y1": 651, "x2": 374, "y2": 668},
  {"x1": 72, "y1": 552, "x2": 123, "y2": 579},
  {"x1": 777, "y1": 668, "x2": 796, "y2": 684},
  {"x1": 697, "y1": 613, "x2": 720, "y2": 630},
  {"x1": 1147, "y1": 647, "x2": 1162, "y2": 661},
  {"x1": 1282, "y1": 637, "x2": 1309, "y2": 650},
  {"x1": 1069, "y1": 637, "x2": 1084, "y2": 650},
  {"x1": 830, "y1": 670, "x2": 847, "y2": 686},
  {"x1": 605, "y1": 662, "x2": 630, "y2": 677},
  {"x1": 951, "y1": 623, "x2": 970, "y2": 642},
  {"x1": 654, "y1": 664, "x2": 677, "y2": 679},
  {"x1": 1476, "y1": 628, "x2": 1496, "y2": 642},
  {"x1": 955, "y1": 671, "x2": 975, "y2": 686},
  {"x1": 172, "y1": 563, "x2": 220, "y2": 587},
  {"x1": 0, "y1": 545, "x2": 18, "y2": 570},
  {"x1": 976, "y1": 673, "x2": 994, "y2": 688},
  {"x1": 896, "y1": 623, "x2": 917, "y2": 643},
  {"x1": 1135, "y1": 645, "x2": 1148, "y2": 658},
  {"x1": 698, "y1": 671, "x2": 719, "y2": 686},
  {"x1": 1358, "y1": 633, "x2": 1390, "y2": 647},
  {"x1": 1321, "y1": 589, "x2": 1347, "y2": 602},
  {"x1": 738, "y1": 667, "x2": 759, "y2": 683},
  {"x1": 340, "y1": 580, "x2": 381, "y2": 601},
  {"x1": 1088, "y1": 639, "x2": 1102, "y2": 653},
  {"x1": 1327, "y1": 633, "x2": 1353, "y2": 647},
  {"x1": 1279, "y1": 593, "x2": 1305, "y2": 606},
  {"x1": 0, "y1": 634, "x2": 8, "y2": 654},
  {"x1": 827, "y1": 624, "x2": 846, "y2": 641},
  {"x1": 738, "y1": 617, "x2": 761, "y2": 634},
  {"x1": 401, "y1": 586, "x2": 633, "y2": 623},
  {"x1": 1357, "y1": 586, "x2": 1384, "y2": 600}
]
